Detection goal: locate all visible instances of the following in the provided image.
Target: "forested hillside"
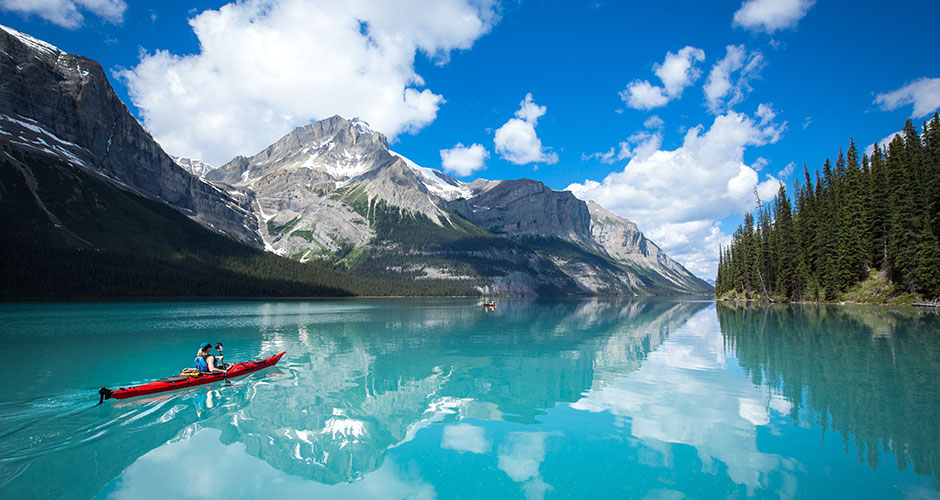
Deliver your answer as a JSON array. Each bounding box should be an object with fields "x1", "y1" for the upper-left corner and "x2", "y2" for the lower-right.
[
  {"x1": 716, "y1": 114, "x2": 940, "y2": 302},
  {"x1": 0, "y1": 151, "x2": 479, "y2": 298}
]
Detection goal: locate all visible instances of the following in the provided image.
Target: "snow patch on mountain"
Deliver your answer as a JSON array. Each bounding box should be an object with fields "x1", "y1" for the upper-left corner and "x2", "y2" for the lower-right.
[
  {"x1": 0, "y1": 24, "x2": 60, "y2": 57},
  {"x1": 299, "y1": 151, "x2": 371, "y2": 180},
  {"x1": 390, "y1": 151, "x2": 471, "y2": 201},
  {"x1": 350, "y1": 117, "x2": 374, "y2": 135},
  {"x1": 0, "y1": 113, "x2": 89, "y2": 167},
  {"x1": 172, "y1": 156, "x2": 216, "y2": 178}
]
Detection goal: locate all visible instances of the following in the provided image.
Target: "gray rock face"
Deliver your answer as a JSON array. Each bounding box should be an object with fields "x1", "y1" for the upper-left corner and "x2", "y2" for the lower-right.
[
  {"x1": 205, "y1": 116, "x2": 394, "y2": 255},
  {"x1": 204, "y1": 115, "x2": 467, "y2": 256},
  {"x1": 587, "y1": 201, "x2": 712, "y2": 293},
  {"x1": 0, "y1": 24, "x2": 259, "y2": 243},
  {"x1": 351, "y1": 156, "x2": 452, "y2": 224},
  {"x1": 446, "y1": 178, "x2": 600, "y2": 250}
]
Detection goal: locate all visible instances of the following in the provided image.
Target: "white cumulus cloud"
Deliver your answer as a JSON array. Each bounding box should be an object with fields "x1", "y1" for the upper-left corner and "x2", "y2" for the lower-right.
[
  {"x1": 752, "y1": 157, "x2": 769, "y2": 172},
  {"x1": 704, "y1": 45, "x2": 764, "y2": 114},
  {"x1": 643, "y1": 115, "x2": 665, "y2": 129},
  {"x1": 566, "y1": 107, "x2": 786, "y2": 279},
  {"x1": 622, "y1": 81, "x2": 669, "y2": 110},
  {"x1": 440, "y1": 143, "x2": 489, "y2": 176},
  {"x1": 733, "y1": 0, "x2": 815, "y2": 33},
  {"x1": 494, "y1": 93, "x2": 558, "y2": 165},
  {"x1": 621, "y1": 46, "x2": 705, "y2": 110},
  {"x1": 584, "y1": 129, "x2": 662, "y2": 165},
  {"x1": 874, "y1": 77, "x2": 940, "y2": 118},
  {"x1": 117, "y1": 0, "x2": 498, "y2": 166},
  {"x1": 0, "y1": 0, "x2": 125, "y2": 28}
]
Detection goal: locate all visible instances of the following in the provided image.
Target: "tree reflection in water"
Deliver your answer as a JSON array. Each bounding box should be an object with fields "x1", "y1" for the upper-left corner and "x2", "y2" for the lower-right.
[{"x1": 717, "y1": 302, "x2": 940, "y2": 487}]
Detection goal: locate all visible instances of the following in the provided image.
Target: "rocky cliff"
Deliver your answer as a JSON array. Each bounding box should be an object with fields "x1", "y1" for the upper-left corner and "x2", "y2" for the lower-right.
[
  {"x1": 586, "y1": 201, "x2": 709, "y2": 292},
  {"x1": 0, "y1": 24, "x2": 259, "y2": 243},
  {"x1": 445, "y1": 178, "x2": 600, "y2": 250}
]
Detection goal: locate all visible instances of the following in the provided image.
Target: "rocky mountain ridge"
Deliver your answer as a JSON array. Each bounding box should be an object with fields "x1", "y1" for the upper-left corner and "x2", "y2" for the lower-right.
[{"x1": 200, "y1": 115, "x2": 711, "y2": 295}]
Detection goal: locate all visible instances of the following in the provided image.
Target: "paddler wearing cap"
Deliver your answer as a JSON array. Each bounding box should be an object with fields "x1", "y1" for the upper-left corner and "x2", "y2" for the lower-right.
[{"x1": 195, "y1": 342, "x2": 228, "y2": 374}]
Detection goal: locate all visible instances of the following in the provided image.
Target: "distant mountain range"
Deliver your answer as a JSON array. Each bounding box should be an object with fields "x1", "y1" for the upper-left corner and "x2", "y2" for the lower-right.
[{"x1": 0, "y1": 24, "x2": 711, "y2": 297}]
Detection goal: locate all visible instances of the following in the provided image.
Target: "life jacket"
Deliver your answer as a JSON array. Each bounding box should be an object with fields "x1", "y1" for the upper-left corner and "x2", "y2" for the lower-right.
[{"x1": 195, "y1": 355, "x2": 209, "y2": 372}]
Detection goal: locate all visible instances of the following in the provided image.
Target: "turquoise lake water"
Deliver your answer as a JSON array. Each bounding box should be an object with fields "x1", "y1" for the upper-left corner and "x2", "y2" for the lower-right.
[{"x1": 0, "y1": 298, "x2": 938, "y2": 499}]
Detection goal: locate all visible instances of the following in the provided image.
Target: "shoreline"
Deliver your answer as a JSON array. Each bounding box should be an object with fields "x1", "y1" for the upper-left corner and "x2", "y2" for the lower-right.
[{"x1": 716, "y1": 296, "x2": 939, "y2": 308}]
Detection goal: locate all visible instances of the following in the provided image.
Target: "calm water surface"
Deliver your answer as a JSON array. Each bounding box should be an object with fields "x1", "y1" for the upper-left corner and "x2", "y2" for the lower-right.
[{"x1": 0, "y1": 299, "x2": 938, "y2": 499}]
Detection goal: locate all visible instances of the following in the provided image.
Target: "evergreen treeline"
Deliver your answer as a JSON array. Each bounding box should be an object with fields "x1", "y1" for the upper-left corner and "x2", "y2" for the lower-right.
[{"x1": 716, "y1": 114, "x2": 940, "y2": 302}]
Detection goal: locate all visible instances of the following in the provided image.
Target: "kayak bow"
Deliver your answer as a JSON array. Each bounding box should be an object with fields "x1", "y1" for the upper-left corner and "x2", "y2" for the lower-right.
[{"x1": 98, "y1": 351, "x2": 285, "y2": 404}]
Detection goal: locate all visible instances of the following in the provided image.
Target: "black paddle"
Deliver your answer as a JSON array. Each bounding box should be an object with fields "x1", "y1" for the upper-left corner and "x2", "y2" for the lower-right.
[{"x1": 215, "y1": 342, "x2": 231, "y2": 385}]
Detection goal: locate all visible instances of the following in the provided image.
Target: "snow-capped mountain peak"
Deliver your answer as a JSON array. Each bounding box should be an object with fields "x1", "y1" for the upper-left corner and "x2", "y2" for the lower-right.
[
  {"x1": 349, "y1": 117, "x2": 374, "y2": 135},
  {"x1": 211, "y1": 115, "x2": 391, "y2": 186}
]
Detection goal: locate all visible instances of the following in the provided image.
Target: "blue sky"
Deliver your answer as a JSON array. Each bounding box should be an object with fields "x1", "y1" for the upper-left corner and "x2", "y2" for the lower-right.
[{"x1": 2, "y1": 0, "x2": 938, "y2": 280}]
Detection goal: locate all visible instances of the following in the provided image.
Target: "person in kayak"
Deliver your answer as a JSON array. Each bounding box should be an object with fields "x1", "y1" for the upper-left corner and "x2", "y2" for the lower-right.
[{"x1": 195, "y1": 342, "x2": 228, "y2": 373}]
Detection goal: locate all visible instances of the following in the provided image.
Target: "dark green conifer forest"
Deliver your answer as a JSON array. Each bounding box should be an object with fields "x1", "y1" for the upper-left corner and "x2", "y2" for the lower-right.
[{"x1": 715, "y1": 113, "x2": 940, "y2": 302}]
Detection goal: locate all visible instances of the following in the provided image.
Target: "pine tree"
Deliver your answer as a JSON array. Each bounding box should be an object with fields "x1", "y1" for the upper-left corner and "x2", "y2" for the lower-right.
[
  {"x1": 886, "y1": 128, "x2": 922, "y2": 290},
  {"x1": 835, "y1": 147, "x2": 846, "y2": 189},
  {"x1": 791, "y1": 177, "x2": 809, "y2": 300},
  {"x1": 718, "y1": 246, "x2": 726, "y2": 295},
  {"x1": 837, "y1": 138, "x2": 866, "y2": 289},
  {"x1": 758, "y1": 196, "x2": 775, "y2": 297},
  {"x1": 743, "y1": 211, "x2": 758, "y2": 294},
  {"x1": 915, "y1": 231, "x2": 940, "y2": 299},
  {"x1": 925, "y1": 113, "x2": 940, "y2": 239},
  {"x1": 859, "y1": 152, "x2": 874, "y2": 267},
  {"x1": 774, "y1": 183, "x2": 797, "y2": 299},
  {"x1": 799, "y1": 165, "x2": 821, "y2": 299},
  {"x1": 868, "y1": 144, "x2": 890, "y2": 268},
  {"x1": 817, "y1": 159, "x2": 840, "y2": 298}
]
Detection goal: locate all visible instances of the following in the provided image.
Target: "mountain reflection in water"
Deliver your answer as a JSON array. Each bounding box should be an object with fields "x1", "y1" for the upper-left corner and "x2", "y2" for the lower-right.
[
  {"x1": 2, "y1": 299, "x2": 939, "y2": 499},
  {"x1": 195, "y1": 299, "x2": 707, "y2": 485}
]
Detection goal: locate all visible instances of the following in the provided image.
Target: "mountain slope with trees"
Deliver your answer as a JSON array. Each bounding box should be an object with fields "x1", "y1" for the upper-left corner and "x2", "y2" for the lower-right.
[{"x1": 0, "y1": 149, "x2": 481, "y2": 298}]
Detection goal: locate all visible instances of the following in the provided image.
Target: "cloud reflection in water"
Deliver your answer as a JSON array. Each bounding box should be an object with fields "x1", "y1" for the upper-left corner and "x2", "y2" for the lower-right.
[
  {"x1": 572, "y1": 309, "x2": 799, "y2": 496},
  {"x1": 96, "y1": 428, "x2": 435, "y2": 499}
]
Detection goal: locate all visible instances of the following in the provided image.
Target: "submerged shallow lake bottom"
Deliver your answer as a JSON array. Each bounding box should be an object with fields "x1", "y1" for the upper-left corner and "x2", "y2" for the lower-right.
[{"x1": 0, "y1": 298, "x2": 938, "y2": 499}]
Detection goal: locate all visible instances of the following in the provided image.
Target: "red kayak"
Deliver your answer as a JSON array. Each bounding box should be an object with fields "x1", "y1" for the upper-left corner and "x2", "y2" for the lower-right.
[{"x1": 98, "y1": 351, "x2": 285, "y2": 403}]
